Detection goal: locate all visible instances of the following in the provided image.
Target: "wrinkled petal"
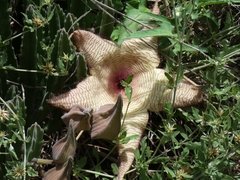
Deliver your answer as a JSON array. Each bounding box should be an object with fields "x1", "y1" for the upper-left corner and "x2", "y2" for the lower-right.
[
  {"x1": 70, "y1": 30, "x2": 119, "y2": 75},
  {"x1": 172, "y1": 79, "x2": 202, "y2": 108},
  {"x1": 117, "y1": 111, "x2": 149, "y2": 180},
  {"x1": 61, "y1": 105, "x2": 92, "y2": 131},
  {"x1": 148, "y1": 69, "x2": 202, "y2": 112},
  {"x1": 43, "y1": 157, "x2": 73, "y2": 180},
  {"x1": 91, "y1": 95, "x2": 123, "y2": 140},
  {"x1": 47, "y1": 76, "x2": 115, "y2": 111},
  {"x1": 52, "y1": 120, "x2": 76, "y2": 164}
]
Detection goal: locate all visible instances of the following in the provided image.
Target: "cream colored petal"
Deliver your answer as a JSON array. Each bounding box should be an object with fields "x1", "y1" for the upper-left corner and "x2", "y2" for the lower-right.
[
  {"x1": 119, "y1": 0, "x2": 160, "y2": 70},
  {"x1": 123, "y1": 70, "x2": 158, "y2": 113},
  {"x1": 121, "y1": 37, "x2": 160, "y2": 70},
  {"x1": 70, "y1": 30, "x2": 119, "y2": 75},
  {"x1": 47, "y1": 76, "x2": 115, "y2": 111},
  {"x1": 117, "y1": 111, "x2": 149, "y2": 180},
  {"x1": 127, "y1": 69, "x2": 202, "y2": 113},
  {"x1": 147, "y1": 69, "x2": 202, "y2": 112},
  {"x1": 172, "y1": 79, "x2": 202, "y2": 108}
]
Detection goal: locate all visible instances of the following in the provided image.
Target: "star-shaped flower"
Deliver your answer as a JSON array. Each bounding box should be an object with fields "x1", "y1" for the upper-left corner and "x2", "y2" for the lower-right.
[{"x1": 47, "y1": 4, "x2": 202, "y2": 179}]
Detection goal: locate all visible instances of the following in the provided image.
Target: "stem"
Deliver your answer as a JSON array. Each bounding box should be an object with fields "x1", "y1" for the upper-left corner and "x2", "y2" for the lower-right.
[
  {"x1": 96, "y1": 143, "x2": 118, "y2": 168},
  {"x1": 35, "y1": 158, "x2": 53, "y2": 165},
  {"x1": 80, "y1": 168, "x2": 114, "y2": 178},
  {"x1": 90, "y1": 0, "x2": 152, "y2": 30},
  {"x1": 171, "y1": 0, "x2": 183, "y2": 112},
  {"x1": 184, "y1": 62, "x2": 213, "y2": 74},
  {"x1": 121, "y1": 101, "x2": 131, "y2": 129},
  {"x1": 76, "y1": 130, "x2": 84, "y2": 141},
  {"x1": 0, "y1": 66, "x2": 67, "y2": 76},
  {"x1": 22, "y1": 127, "x2": 26, "y2": 180}
]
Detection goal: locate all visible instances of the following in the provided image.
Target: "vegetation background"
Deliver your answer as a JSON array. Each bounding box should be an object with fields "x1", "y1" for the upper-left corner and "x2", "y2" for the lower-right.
[{"x1": 0, "y1": 0, "x2": 240, "y2": 179}]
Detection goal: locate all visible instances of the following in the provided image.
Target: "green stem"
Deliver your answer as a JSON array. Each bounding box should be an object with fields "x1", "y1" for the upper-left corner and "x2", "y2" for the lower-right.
[
  {"x1": 200, "y1": 25, "x2": 240, "y2": 47},
  {"x1": 22, "y1": 127, "x2": 26, "y2": 180},
  {"x1": 184, "y1": 62, "x2": 213, "y2": 74},
  {"x1": 0, "y1": 67, "x2": 66, "y2": 76},
  {"x1": 121, "y1": 100, "x2": 131, "y2": 129},
  {"x1": 96, "y1": 143, "x2": 118, "y2": 167},
  {"x1": 171, "y1": 0, "x2": 182, "y2": 114}
]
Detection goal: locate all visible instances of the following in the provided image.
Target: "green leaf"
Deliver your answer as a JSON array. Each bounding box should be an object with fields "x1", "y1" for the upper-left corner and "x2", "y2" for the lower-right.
[
  {"x1": 76, "y1": 157, "x2": 87, "y2": 169},
  {"x1": 8, "y1": 144, "x2": 18, "y2": 160},
  {"x1": 176, "y1": 64, "x2": 184, "y2": 84},
  {"x1": 164, "y1": 72, "x2": 174, "y2": 88},
  {"x1": 94, "y1": 164, "x2": 101, "y2": 178},
  {"x1": 26, "y1": 123, "x2": 44, "y2": 162},
  {"x1": 0, "y1": 51, "x2": 7, "y2": 67},
  {"x1": 26, "y1": 166, "x2": 38, "y2": 177},
  {"x1": 92, "y1": 147, "x2": 99, "y2": 163},
  {"x1": 111, "y1": 163, "x2": 118, "y2": 175},
  {"x1": 121, "y1": 134, "x2": 139, "y2": 144},
  {"x1": 125, "y1": 86, "x2": 132, "y2": 101},
  {"x1": 125, "y1": 74, "x2": 133, "y2": 84},
  {"x1": 163, "y1": 165, "x2": 175, "y2": 178},
  {"x1": 150, "y1": 156, "x2": 169, "y2": 164},
  {"x1": 12, "y1": 131, "x2": 23, "y2": 141},
  {"x1": 121, "y1": 74, "x2": 133, "y2": 101},
  {"x1": 135, "y1": 148, "x2": 140, "y2": 161}
]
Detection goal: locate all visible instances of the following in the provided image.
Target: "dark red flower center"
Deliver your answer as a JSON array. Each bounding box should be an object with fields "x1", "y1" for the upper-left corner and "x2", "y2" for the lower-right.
[{"x1": 108, "y1": 68, "x2": 132, "y2": 95}]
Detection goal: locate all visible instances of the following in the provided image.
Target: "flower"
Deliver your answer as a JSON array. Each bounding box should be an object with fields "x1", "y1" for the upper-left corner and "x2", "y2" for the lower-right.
[
  {"x1": 47, "y1": 2, "x2": 202, "y2": 179},
  {"x1": 42, "y1": 61, "x2": 56, "y2": 75},
  {"x1": 0, "y1": 108, "x2": 9, "y2": 123}
]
